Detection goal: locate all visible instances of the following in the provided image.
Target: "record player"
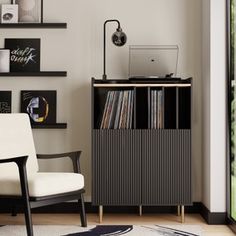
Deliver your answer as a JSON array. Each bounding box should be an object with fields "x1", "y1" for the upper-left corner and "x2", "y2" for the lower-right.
[{"x1": 128, "y1": 45, "x2": 181, "y2": 82}]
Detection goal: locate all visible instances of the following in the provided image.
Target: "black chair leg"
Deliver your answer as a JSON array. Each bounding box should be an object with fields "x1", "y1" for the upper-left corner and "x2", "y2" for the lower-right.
[
  {"x1": 24, "y1": 200, "x2": 33, "y2": 236},
  {"x1": 79, "y1": 193, "x2": 87, "y2": 227},
  {"x1": 11, "y1": 206, "x2": 17, "y2": 217},
  {"x1": 14, "y1": 155, "x2": 33, "y2": 235}
]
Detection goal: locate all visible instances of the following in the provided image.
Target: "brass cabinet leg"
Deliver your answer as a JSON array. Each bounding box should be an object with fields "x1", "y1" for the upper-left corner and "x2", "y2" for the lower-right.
[
  {"x1": 99, "y1": 205, "x2": 103, "y2": 223},
  {"x1": 177, "y1": 205, "x2": 181, "y2": 216},
  {"x1": 181, "y1": 205, "x2": 185, "y2": 223},
  {"x1": 139, "y1": 205, "x2": 142, "y2": 216}
]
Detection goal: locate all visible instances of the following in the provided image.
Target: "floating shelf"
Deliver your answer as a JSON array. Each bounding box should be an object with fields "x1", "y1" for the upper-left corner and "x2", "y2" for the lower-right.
[
  {"x1": 0, "y1": 71, "x2": 67, "y2": 77},
  {"x1": 32, "y1": 123, "x2": 67, "y2": 129},
  {"x1": 0, "y1": 23, "x2": 67, "y2": 29}
]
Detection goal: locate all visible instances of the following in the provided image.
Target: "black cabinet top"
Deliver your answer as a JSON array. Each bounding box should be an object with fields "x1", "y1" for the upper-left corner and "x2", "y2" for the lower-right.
[{"x1": 92, "y1": 77, "x2": 192, "y2": 85}]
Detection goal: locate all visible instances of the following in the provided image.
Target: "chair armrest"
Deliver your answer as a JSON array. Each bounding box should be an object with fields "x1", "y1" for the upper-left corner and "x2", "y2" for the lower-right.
[
  {"x1": 37, "y1": 151, "x2": 82, "y2": 174},
  {"x1": 0, "y1": 156, "x2": 30, "y2": 200},
  {"x1": 0, "y1": 156, "x2": 27, "y2": 165}
]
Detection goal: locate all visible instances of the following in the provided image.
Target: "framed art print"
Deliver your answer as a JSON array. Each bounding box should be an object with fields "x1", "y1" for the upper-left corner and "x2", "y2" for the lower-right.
[
  {"x1": 21, "y1": 90, "x2": 56, "y2": 125},
  {"x1": 5, "y1": 38, "x2": 40, "y2": 72},
  {"x1": 0, "y1": 91, "x2": 11, "y2": 113}
]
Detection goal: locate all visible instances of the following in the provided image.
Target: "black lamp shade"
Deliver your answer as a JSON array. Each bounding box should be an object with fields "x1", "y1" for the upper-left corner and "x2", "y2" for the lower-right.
[{"x1": 112, "y1": 28, "x2": 127, "y2": 46}]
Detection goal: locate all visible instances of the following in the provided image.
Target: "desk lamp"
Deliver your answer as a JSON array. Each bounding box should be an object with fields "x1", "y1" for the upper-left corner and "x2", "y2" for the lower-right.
[{"x1": 103, "y1": 19, "x2": 127, "y2": 80}]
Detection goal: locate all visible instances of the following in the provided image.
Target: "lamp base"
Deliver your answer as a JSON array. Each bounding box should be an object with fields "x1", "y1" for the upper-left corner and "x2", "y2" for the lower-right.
[{"x1": 102, "y1": 74, "x2": 107, "y2": 80}]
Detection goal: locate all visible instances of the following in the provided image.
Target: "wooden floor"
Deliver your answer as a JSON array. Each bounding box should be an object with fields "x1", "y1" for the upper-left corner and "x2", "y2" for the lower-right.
[{"x1": 0, "y1": 213, "x2": 235, "y2": 235}]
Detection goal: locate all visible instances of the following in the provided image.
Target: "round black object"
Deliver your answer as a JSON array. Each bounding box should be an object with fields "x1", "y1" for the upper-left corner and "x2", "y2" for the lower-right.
[{"x1": 112, "y1": 28, "x2": 127, "y2": 46}]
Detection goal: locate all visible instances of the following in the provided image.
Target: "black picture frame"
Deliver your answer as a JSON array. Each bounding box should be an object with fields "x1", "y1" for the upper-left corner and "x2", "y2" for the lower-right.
[
  {"x1": 21, "y1": 90, "x2": 56, "y2": 125},
  {"x1": 5, "y1": 38, "x2": 40, "y2": 72},
  {"x1": 0, "y1": 91, "x2": 11, "y2": 113}
]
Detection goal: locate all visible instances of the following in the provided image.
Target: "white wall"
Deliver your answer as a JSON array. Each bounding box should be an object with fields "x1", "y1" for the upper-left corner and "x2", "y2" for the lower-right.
[
  {"x1": 202, "y1": 0, "x2": 226, "y2": 212},
  {"x1": 0, "y1": 0, "x2": 202, "y2": 202},
  {"x1": 202, "y1": 0, "x2": 211, "y2": 211}
]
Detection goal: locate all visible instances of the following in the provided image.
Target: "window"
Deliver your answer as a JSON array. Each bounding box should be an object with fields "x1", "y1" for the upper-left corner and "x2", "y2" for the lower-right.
[{"x1": 228, "y1": 0, "x2": 236, "y2": 226}]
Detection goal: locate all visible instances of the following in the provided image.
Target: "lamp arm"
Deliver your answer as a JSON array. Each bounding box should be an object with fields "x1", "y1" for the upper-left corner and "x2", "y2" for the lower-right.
[
  {"x1": 103, "y1": 19, "x2": 121, "y2": 80},
  {"x1": 104, "y1": 19, "x2": 121, "y2": 29}
]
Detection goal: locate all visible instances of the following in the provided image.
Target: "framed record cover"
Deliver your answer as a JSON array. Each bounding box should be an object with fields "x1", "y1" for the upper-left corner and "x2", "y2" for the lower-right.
[
  {"x1": 5, "y1": 38, "x2": 40, "y2": 72},
  {"x1": 0, "y1": 91, "x2": 11, "y2": 113},
  {"x1": 21, "y1": 90, "x2": 56, "y2": 125}
]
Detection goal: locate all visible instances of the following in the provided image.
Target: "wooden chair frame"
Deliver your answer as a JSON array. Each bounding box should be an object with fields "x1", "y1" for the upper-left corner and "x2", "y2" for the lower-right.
[{"x1": 0, "y1": 151, "x2": 87, "y2": 236}]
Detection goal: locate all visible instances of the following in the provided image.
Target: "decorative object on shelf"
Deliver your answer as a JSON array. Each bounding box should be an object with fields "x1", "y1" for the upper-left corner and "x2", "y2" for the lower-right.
[
  {"x1": 0, "y1": 49, "x2": 10, "y2": 72},
  {"x1": 15, "y1": 0, "x2": 42, "y2": 23},
  {"x1": 21, "y1": 90, "x2": 56, "y2": 125},
  {"x1": 1, "y1": 3, "x2": 18, "y2": 23},
  {"x1": 103, "y1": 19, "x2": 127, "y2": 80},
  {"x1": 0, "y1": 91, "x2": 11, "y2": 113},
  {"x1": 5, "y1": 38, "x2": 40, "y2": 72}
]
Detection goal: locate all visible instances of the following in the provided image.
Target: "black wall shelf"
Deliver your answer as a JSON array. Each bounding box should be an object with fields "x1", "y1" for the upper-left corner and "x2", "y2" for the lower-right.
[
  {"x1": 0, "y1": 72, "x2": 67, "y2": 77},
  {"x1": 32, "y1": 123, "x2": 67, "y2": 129},
  {"x1": 0, "y1": 23, "x2": 67, "y2": 29}
]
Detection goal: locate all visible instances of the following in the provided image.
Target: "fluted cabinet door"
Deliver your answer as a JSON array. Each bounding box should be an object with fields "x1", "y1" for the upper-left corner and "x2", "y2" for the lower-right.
[
  {"x1": 92, "y1": 130, "x2": 142, "y2": 205},
  {"x1": 141, "y1": 129, "x2": 192, "y2": 205}
]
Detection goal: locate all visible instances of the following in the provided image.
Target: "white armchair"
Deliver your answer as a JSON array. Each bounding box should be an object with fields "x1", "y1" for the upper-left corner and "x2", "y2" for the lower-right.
[{"x1": 0, "y1": 114, "x2": 87, "y2": 236}]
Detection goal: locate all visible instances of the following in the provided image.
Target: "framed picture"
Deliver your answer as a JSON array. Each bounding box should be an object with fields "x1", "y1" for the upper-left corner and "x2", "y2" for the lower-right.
[
  {"x1": 0, "y1": 49, "x2": 10, "y2": 72},
  {"x1": 0, "y1": 91, "x2": 11, "y2": 113},
  {"x1": 21, "y1": 90, "x2": 56, "y2": 125},
  {"x1": 15, "y1": 0, "x2": 42, "y2": 23},
  {"x1": 5, "y1": 38, "x2": 40, "y2": 72},
  {"x1": 1, "y1": 4, "x2": 18, "y2": 23}
]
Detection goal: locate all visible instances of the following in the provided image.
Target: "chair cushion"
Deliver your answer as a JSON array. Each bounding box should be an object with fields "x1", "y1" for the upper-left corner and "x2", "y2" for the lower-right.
[
  {"x1": 0, "y1": 172, "x2": 84, "y2": 197},
  {"x1": 0, "y1": 113, "x2": 38, "y2": 175}
]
